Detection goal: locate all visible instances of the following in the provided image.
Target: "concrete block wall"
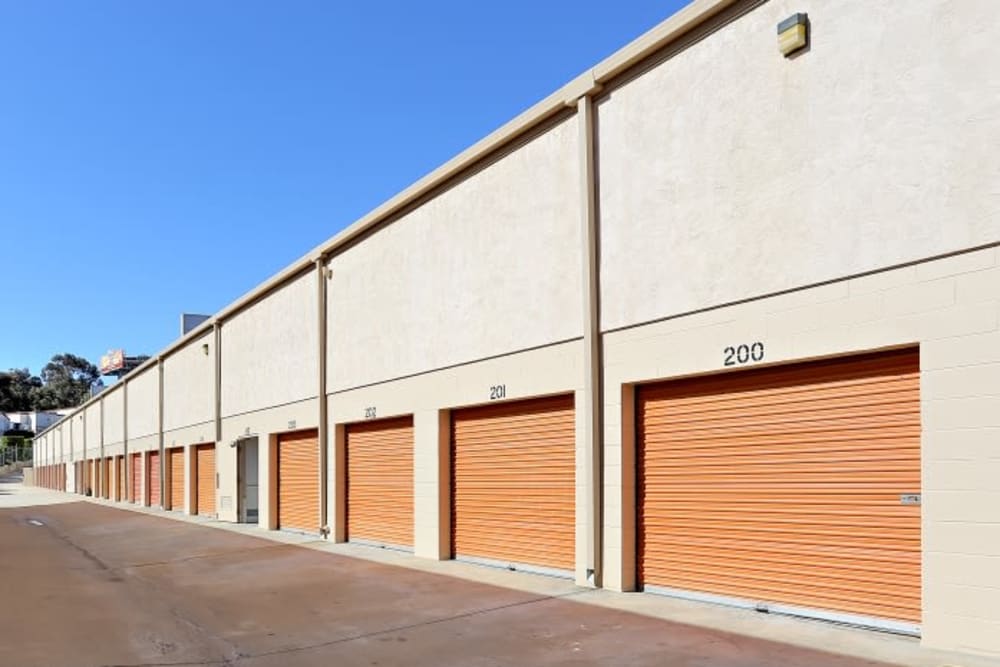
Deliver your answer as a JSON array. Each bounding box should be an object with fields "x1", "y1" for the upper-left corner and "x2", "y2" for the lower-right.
[{"x1": 601, "y1": 246, "x2": 1000, "y2": 654}]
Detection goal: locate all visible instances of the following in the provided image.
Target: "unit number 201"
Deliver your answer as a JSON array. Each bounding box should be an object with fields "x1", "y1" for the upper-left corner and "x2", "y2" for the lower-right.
[{"x1": 724, "y1": 342, "x2": 764, "y2": 367}]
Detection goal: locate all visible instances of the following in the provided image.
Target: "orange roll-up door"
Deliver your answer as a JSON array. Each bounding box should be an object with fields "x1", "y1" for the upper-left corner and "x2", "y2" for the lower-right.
[
  {"x1": 346, "y1": 416, "x2": 414, "y2": 547},
  {"x1": 638, "y1": 348, "x2": 921, "y2": 630},
  {"x1": 169, "y1": 447, "x2": 185, "y2": 511},
  {"x1": 451, "y1": 394, "x2": 575, "y2": 572},
  {"x1": 195, "y1": 444, "x2": 216, "y2": 516},
  {"x1": 130, "y1": 453, "x2": 141, "y2": 503},
  {"x1": 148, "y1": 451, "x2": 161, "y2": 506},
  {"x1": 277, "y1": 429, "x2": 319, "y2": 532}
]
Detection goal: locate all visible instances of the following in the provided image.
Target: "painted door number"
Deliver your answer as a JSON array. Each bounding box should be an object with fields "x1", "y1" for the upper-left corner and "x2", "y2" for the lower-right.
[
  {"x1": 489, "y1": 384, "x2": 506, "y2": 400},
  {"x1": 364, "y1": 407, "x2": 377, "y2": 419},
  {"x1": 724, "y1": 342, "x2": 765, "y2": 367}
]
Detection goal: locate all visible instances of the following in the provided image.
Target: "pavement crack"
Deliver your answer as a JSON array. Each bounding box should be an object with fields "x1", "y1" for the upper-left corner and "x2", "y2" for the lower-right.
[
  {"x1": 124, "y1": 542, "x2": 298, "y2": 571},
  {"x1": 44, "y1": 524, "x2": 115, "y2": 574},
  {"x1": 101, "y1": 589, "x2": 589, "y2": 667},
  {"x1": 249, "y1": 590, "x2": 591, "y2": 660}
]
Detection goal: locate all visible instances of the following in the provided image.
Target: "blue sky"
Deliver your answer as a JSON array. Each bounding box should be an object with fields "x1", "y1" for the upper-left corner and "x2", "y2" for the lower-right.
[{"x1": 1, "y1": 1, "x2": 686, "y2": 377}]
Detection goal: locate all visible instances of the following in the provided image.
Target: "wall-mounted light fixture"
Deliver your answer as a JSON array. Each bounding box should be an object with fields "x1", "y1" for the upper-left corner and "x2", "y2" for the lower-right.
[{"x1": 778, "y1": 13, "x2": 808, "y2": 57}]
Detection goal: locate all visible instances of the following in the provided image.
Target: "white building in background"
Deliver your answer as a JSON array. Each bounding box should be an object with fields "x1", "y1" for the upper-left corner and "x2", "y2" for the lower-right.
[{"x1": 1, "y1": 411, "x2": 64, "y2": 434}]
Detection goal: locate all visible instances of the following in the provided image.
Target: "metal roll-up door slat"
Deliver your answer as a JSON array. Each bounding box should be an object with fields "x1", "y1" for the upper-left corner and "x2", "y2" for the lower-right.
[
  {"x1": 148, "y1": 452, "x2": 161, "y2": 506},
  {"x1": 196, "y1": 444, "x2": 216, "y2": 516},
  {"x1": 346, "y1": 416, "x2": 414, "y2": 547},
  {"x1": 130, "y1": 453, "x2": 141, "y2": 503},
  {"x1": 451, "y1": 394, "x2": 575, "y2": 572},
  {"x1": 277, "y1": 430, "x2": 319, "y2": 532},
  {"x1": 169, "y1": 447, "x2": 184, "y2": 511},
  {"x1": 638, "y1": 347, "x2": 921, "y2": 630}
]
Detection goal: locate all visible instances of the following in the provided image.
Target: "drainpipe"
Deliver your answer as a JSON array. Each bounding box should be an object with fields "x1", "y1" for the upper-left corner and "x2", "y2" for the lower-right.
[
  {"x1": 317, "y1": 258, "x2": 330, "y2": 538},
  {"x1": 123, "y1": 378, "x2": 129, "y2": 501},
  {"x1": 158, "y1": 356, "x2": 165, "y2": 508},
  {"x1": 82, "y1": 410, "x2": 87, "y2": 494},
  {"x1": 99, "y1": 396, "x2": 105, "y2": 497},
  {"x1": 574, "y1": 88, "x2": 603, "y2": 586},
  {"x1": 214, "y1": 322, "x2": 222, "y2": 444}
]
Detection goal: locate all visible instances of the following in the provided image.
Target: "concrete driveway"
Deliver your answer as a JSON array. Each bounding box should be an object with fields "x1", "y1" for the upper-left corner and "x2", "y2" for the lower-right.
[{"x1": 0, "y1": 485, "x2": 903, "y2": 667}]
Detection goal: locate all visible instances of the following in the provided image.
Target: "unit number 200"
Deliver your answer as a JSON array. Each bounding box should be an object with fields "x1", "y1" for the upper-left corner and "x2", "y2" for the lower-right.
[{"x1": 723, "y1": 342, "x2": 764, "y2": 367}]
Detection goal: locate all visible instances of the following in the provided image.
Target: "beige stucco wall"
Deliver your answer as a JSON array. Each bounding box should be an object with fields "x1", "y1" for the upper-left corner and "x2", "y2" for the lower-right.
[
  {"x1": 597, "y1": 0, "x2": 1000, "y2": 332},
  {"x1": 102, "y1": 385, "x2": 125, "y2": 446},
  {"x1": 129, "y1": 433, "x2": 159, "y2": 454},
  {"x1": 602, "y1": 246, "x2": 1000, "y2": 655},
  {"x1": 104, "y1": 443, "x2": 125, "y2": 458},
  {"x1": 221, "y1": 272, "x2": 317, "y2": 417},
  {"x1": 69, "y1": 413, "x2": 84, "y2": 461},
  {"x1": 84, "y1": 403, "x2": 101, "y2": 456},
  {"x1": 163, "y1": 331, "x2": 215, "y2": 432},
  {"x1": 163, "y1": 424, "x2": 214, "y2": 451},
  {"x1": 127, "y1": 367, "x2": 159, "y2": 439},
  {"x1": 327, "y1": 116, "x2": 583, "y2": 392}
]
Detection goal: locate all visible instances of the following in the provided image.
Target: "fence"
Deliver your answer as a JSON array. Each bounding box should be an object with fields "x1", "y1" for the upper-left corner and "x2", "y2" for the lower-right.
[{"x1": 0, "y1": 436, "x2": 33, "y2": 467}]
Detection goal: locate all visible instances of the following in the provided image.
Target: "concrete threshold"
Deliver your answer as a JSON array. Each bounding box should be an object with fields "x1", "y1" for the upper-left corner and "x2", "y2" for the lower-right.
[{"x1": 81, "y1": 494, "x2": 995, "y2": 667}]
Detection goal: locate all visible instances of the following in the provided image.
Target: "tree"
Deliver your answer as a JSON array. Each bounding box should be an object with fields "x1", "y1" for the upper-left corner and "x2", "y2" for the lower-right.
[
  {"x1": 0, "y1": 369, "x2": 43, "y2": 411},
  {"x1": 31, "y1": 354, "x2": 101, "y2": 409}
]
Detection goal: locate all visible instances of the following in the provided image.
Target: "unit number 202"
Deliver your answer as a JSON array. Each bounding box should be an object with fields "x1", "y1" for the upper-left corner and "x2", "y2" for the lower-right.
[{"x1": 723, "y1": 342, "x2": 764, "y2": 367}]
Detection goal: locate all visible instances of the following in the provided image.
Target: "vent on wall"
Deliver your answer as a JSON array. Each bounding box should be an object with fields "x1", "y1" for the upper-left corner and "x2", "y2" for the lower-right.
[{"x1": 219, "y1": 496, "x2": 233, "y2": 511}]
